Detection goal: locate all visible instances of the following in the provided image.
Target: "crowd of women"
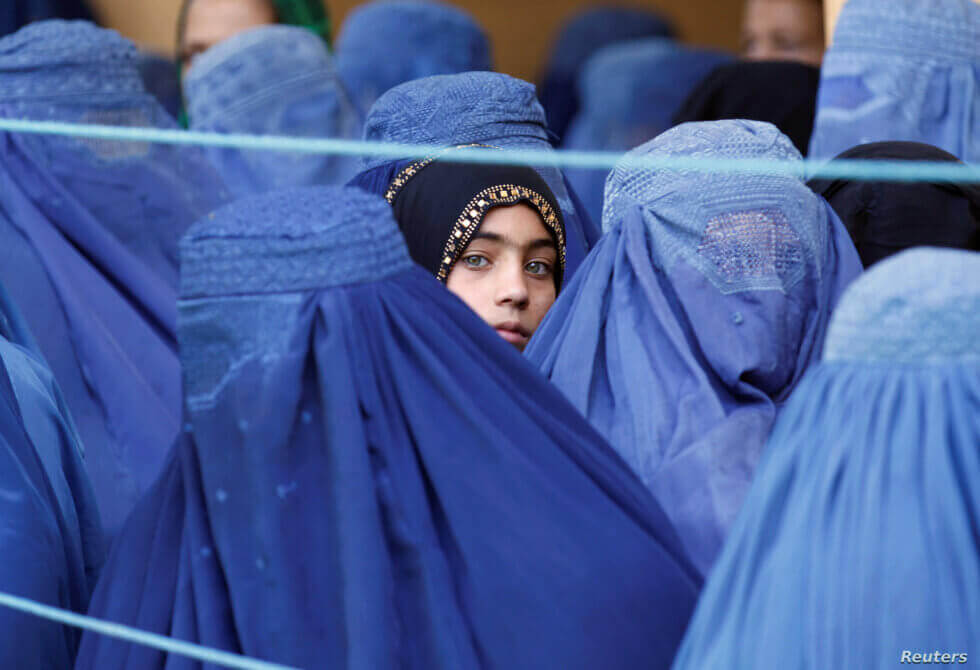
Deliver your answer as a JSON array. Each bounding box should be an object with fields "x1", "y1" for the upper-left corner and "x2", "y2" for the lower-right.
[{"x1": 0, "y1": 0, "x2": 977, "y2": 667}]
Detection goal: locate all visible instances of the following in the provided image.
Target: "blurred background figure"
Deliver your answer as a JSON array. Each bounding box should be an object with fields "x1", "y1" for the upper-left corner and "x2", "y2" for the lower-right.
[
  {"x1": 808, "y1": 142, "x2": 980, "y2": 267},
  {"x1": 184, "y1": 24, "x2": 362, "y2": 195},
  {"x1": 809, "y1": 0, "x2": 980, "y2": 161},
  {"x1": 334, "y1": 0, "x2": 492, "y2": 117},
  {"x1": 672, "y1": 60, "x2": 821, "y2": 155},
  {"x1": 1, "y1": 0, "x2": 95, "y2": 36},
  {"x1": 562, "y1": 39, "x2": 732, "y2": 223},
  {"x1": 740, "y1": 0, "x2": 824, "y2": 65},
  {"x1": 177, "y1": 0, "x2": 330, "y2": 72},
  {"x1": 538, "y1": 6, "x2": 676, "y2": 143}
]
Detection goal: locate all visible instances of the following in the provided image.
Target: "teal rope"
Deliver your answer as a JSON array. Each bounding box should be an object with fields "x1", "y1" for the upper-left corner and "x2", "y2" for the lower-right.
[
  {"x1": 1, "y1": 118, "x2": 978, "y2": 184},
  {"x1": 0, "y1": 591, "x2": 301, "y2": 670}
]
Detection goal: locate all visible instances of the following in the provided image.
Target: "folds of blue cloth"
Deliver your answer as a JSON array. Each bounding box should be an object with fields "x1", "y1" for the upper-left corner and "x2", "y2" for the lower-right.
[{"x1": 77, "y1": 186, "x2": 701, "y2": 670}]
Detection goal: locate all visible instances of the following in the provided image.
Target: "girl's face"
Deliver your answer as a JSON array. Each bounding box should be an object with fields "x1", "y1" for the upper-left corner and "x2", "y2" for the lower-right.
[
  {"x1": 741, "y1": 0, "x2": 825, "y2": 66},
  {"x1": 181, "y1": 0, "x2": 277, "y2": 72},
  {"x1": 446, "y1": 204, "x2": 558, "y2": 351}
]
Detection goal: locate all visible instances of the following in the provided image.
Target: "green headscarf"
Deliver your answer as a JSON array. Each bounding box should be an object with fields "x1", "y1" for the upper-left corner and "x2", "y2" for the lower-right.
[{"x1": 176, "y1": 0, "x2": 332, "y2": 126}]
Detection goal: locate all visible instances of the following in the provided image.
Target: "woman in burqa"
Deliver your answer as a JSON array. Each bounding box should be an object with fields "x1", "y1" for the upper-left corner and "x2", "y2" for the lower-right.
[
  {"x1": 0, "y1": 20, "x2": 228, "y2": 538},
  {"x1": 525, "y1": 120, "x2": 863, "y2": 575},
  {"x1": 334, "y1": 0, "x2": 492, "y2": 116},
  {"x1": 77, "y1": 186, "x2": 701, "y2": 669},
  {"x1": 182, "y1": 24, "x2": 362, "y2": 195},
  {"x1": 562, "y1": 38, "x2": 732, "y2": 224},
  {"x1": 807, "y1": 141, "x2": 980, "y2": 267},
  {"x1": 808, "y1": 0, "x2": 980, "y2": 161},
  {"x1": 673, "y1": 248, "x2": 980, "y2": 668},
  {"x1": 348, "y1": 71, "x2": 601, "y2": 287},
  {"x1": 386, "y1": 155, "x2": 566, "y2": 350},
  {"x1": 0, "y1": 281, "x2": 103, "y2": 669}
]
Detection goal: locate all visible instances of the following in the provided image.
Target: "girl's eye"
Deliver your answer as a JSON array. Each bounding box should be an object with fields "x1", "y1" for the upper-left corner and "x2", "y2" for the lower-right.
[
  {"x1": 462, "y1": 255, "x2": 489, "y2": 268},
  {"x1": 525, "y1": 261, "x2": 552, "y2": 276}
]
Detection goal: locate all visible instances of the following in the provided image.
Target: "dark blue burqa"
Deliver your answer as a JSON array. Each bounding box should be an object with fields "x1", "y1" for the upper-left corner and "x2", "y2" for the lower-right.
[
  {"x1": 0, "y1": 281, "x2": 104, "y2": 668},
  {"x1": 0, "y1": 20, "x2": 228, "y2": 537},
  {"x1": 77, "y1": 186, "x2": 701, "y2": 670},
  {"x1": 348, "y1": 71, "x2": 601, "y2": 287}
]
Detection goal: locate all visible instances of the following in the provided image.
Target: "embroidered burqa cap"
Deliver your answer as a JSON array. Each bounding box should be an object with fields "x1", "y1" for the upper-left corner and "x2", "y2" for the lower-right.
[
  {"x1": 0, "y1": 20, "x2": 228, "y2": 536},
  {"x1": 526, "y1": 120, "x2": 863, "y2": 574},
  {"x1": 78, "y1": 185, "x2": 701, "y2": 669},
  {"x1": 184, "y1": 24, "x2": 362, "y2": 195},
  {"x1": 672, "y1": 248, "x2": 980, "y2": 668},
  {"x1": 809, "y1": 0, "x2": 980, "y2": 161}
]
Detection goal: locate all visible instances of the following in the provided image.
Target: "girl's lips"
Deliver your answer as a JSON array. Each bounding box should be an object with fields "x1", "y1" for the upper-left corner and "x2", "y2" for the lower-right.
[{"x1": 495, "y1": 327, "x2": 529, "y2": 346}]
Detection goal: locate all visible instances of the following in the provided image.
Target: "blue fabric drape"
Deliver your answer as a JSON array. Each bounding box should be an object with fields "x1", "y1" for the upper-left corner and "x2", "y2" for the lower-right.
[
  {"x1": 526, "y1": 121, "x2": 863, "y2": 575},
  {"x1": 78, "y1": 185, "x2": 701, "y2": 670},
  {"x1": 184, "y1": 25, "x2": 362, "y2": 196},
  {"x1": 335, "y1": 0, "x2": 492, "y2": 117},
  {"x1": 350, "y1": 71, "x2": 601, "y2": 286},
  {"x1": 809, "y1": 0, "x2": 980, "y2": 161},
  {"x1": 562, "y1": 38, "x2": 732, "y2": 224},
  {"x1": 538, "y1": 7, "x2": 676, "y2": 142},
  {"x1": 0, "y1": 20, "x2": 228, "y2": 537},
  {"x1": 0, "y1": 281, "x2": 103, "y2": 669},
  {"x1": 672, "y1": 247, "x2": 980, "y2": 669}
]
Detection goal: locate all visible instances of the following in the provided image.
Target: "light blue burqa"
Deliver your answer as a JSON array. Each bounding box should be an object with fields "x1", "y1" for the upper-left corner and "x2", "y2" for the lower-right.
[
  {"x1": 184, "y1": 24, "x2": 362, "y2": 195},
  {"x1": 526, "y1": 121, "x2": 863, "y2": 574},
  {"x1": 809, "y1": 0, "x2": 980, "y2": 161},
  {"x1": 672, "y1": 247, "x2": 980, "y2": 669}
]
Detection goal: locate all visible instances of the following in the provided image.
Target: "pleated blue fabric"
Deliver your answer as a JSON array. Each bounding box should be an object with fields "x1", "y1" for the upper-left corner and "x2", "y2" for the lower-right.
[
  {"x1": 77, "y1": 185, "x2": 701, "y2": 670},
  {"x1": 184, "y1": 24, "x2": 362, "y2": 195},
  {"x1": 350, "y1": 71, "x2": 601, "y2": 285},
  {"x1": 0, "y1": 282, "x2": 103, "y2": 669},
  {"x1": 809, "y1": 0, "x2": 980, "y2": 161},
  {"x1": 526, "y1": 120, "x2": 863, "y2": 575},
  {"x1": 672, "y1": 247, "x2": 980, "y2": 669},
  {"x1": 562, "y1": 38, "x2": 732, "y2": 224},
  {"x1": 0, "y1": 20, "x2": 228, "y2": 537},
  {"x1": 335, "y1": 0, "x2": 492, "y2": 116}
]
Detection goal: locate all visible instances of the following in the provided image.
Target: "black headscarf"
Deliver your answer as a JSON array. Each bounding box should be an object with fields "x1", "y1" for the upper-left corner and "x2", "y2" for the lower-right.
[
  {"x1": 386, "y1": 159, "x2": 566, "y2": 291},
  {"x1": 808, "y1": 142, "x2": 980, "y2": 267},
  {"x1": 672, "y1": 60, "x2": 820, "y2": 155}
]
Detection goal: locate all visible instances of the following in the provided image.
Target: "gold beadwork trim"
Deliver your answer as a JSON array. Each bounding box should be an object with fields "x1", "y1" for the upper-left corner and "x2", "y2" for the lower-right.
[
  {"x1": 434, "y1": 184, "x2": 566, "y2": 283},
  {"x1": 384, "y1": 143, "x2": 497, "y2": 205}
]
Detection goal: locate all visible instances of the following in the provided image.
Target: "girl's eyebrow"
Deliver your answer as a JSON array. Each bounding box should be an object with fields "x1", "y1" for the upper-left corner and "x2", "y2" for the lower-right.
[{"x1": 471, "y1": 232, "x2": 556, "y2": 251}]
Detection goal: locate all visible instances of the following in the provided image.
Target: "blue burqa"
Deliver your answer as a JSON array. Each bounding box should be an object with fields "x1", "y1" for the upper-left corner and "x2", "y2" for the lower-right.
[
  {"x1": 672, "y1": 247, "x2": 980, "y2": 669},
  {"x1": 809, "y1": 0, "x2": 980, "y2": 161},
  {"x1": 335, "y1": 0, "x2": 492, "y2": 116},
  {"x1": 0, "y1": 0, "x2": 93, "y2": 36},
  {"x1": 538, "y1": 6, "x2": 676, "y2": 142},
  {"x1": 184, "y1": 24, "x2": 362, "y2": 196},
  {"x1": 77, "y1": 186, "x2": 701, "y2": 670},
  {"x1": 525, "y1": 121, "x2": 864, "y2": 575},
  {"x1": 0, "y1": 280, "x2": 104, "y2": 668},
  {"x1": 0, "y1": 20, "x2": 228, "y2": 537},
  {"x1": 562, "y1": 38, "x2": 732, "y2": 224},
  {"x1": 348, "y1": 71, "x2": 601, "y2": 286}
]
